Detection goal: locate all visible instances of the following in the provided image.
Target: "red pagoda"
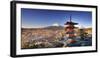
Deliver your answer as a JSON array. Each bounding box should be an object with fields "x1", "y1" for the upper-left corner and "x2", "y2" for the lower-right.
[{"x1": 65, "y1": 16, "x2": 78, "y2": 38}]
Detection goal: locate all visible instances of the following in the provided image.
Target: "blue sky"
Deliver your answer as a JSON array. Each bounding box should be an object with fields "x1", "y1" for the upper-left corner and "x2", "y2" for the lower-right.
[{"x1": 21, "y1": 8, "x2": 92, "y2": 28}]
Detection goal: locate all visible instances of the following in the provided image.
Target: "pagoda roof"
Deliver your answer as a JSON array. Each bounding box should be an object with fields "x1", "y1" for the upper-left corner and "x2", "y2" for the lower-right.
[{"x1": 65, "y1": 21, "x2": 78, "y2": 25}]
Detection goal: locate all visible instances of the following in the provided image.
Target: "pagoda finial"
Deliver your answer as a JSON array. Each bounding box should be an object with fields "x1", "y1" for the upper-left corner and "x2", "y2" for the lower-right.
[{"x1": 70, "y1": 15, "x2": 72, "y2": 22}]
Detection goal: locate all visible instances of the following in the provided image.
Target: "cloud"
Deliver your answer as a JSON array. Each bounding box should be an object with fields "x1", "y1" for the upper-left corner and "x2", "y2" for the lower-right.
[
  {"x1": 75, "y1": 25, "x2": 92, "y2": 28},
  {"x1": 52, "y1": 23, "x2": 60, "y2": 26}
]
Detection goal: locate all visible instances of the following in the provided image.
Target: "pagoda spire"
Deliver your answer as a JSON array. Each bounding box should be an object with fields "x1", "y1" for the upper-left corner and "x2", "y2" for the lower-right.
[{"x1": 70, "y1": 15, "x2": 72, "y2": 22}]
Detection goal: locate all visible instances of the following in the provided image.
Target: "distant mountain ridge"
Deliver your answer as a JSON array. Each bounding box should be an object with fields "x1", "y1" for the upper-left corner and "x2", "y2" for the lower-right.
[
  {"x1": 43, "y1": 26, "x2": 64, "y2": 30},
  {"x1": 22, "y1": 26, "x2": 92, "y2": 31},
  {"x1": 22, "y1": 26, "x2": 64, "y2": 30}
]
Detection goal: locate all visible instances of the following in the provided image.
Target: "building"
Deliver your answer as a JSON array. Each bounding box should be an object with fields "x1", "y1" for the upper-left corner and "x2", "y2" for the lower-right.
[{"x1": 64, "y1": 16, "x2": 78, "y2": 38}]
